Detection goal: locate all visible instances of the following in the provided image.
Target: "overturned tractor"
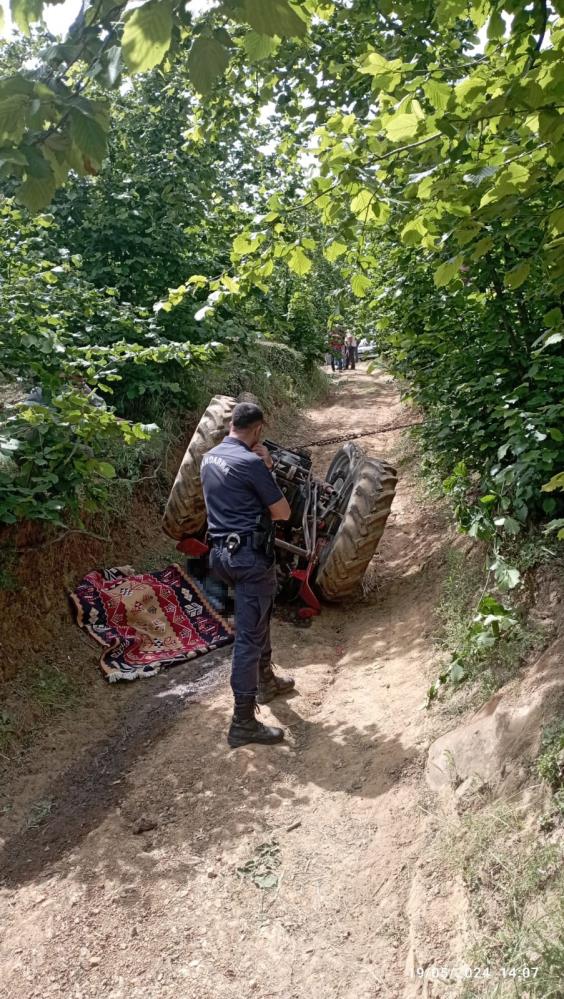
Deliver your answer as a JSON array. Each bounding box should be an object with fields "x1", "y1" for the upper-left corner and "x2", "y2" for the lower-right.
[{"x1": 163, "y1": 395, "x2": 397, "y2": 614}]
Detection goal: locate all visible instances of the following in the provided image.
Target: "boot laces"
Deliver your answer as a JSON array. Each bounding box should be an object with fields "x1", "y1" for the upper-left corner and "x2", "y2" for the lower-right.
[{"x1": 262, "y1": 662, "x2": 279, "y2": 681}]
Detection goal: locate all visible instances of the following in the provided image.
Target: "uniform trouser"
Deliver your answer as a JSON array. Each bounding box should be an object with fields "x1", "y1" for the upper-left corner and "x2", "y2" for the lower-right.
[{"x1": 209, "y1": 544, "x2": 277, "y2": 701}]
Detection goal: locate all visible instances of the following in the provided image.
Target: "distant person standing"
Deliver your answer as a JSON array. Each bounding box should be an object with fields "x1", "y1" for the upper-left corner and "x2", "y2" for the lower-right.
[
  {"x1": 344, "y1": 332, "x2": 357, "y2": 370},
  {"x1": 328, "y1": 326, "x2": 344, "y2": 372}
]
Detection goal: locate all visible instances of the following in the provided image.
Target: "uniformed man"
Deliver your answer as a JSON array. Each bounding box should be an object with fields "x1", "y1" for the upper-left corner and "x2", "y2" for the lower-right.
[{"x1": 201, "y1": 402, "x2": 294, "y2": 748}]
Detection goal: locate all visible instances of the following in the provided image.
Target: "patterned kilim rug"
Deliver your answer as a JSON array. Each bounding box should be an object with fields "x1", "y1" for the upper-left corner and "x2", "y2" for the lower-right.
[{"x1": 71, "y1": 564, "x2": 233, "y2": 683}]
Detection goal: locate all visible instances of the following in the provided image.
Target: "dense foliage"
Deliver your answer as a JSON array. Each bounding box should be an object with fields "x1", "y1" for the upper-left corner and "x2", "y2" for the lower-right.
[
  {"x1": 1, "y1": 0, "x2": 563, "y2": 543},
  {"x1": 0, "y1": 30, "x2": 337, "y2": 527},
  {"x1": 0, "y1": 196, "x2": 215, "y2": 524}
]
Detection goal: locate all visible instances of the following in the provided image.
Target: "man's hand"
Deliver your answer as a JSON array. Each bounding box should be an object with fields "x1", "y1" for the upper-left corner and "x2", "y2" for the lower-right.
[{"x1": 252, "y1": 443, "x2": 274, "y2": 470}]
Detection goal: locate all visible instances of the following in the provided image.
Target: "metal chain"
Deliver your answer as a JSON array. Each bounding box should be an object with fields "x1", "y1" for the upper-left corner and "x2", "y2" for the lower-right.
[{"x1": 297, "y1": 419, "x2": 422, "y2": 450}]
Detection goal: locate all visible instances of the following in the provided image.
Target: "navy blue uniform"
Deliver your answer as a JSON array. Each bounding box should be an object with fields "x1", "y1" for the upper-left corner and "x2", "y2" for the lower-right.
[{"x1": 201, "y1": 436, "x2": 284, "y2": 700}]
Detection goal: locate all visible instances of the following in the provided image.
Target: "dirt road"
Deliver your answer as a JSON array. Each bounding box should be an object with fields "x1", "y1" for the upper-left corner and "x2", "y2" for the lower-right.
[{"x1": 0, "y1": 370, "x2": 467, "y2": 998}]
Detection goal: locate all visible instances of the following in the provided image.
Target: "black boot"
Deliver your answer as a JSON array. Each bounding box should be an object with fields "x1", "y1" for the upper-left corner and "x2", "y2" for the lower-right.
[
  {"x1": 257, "y1": 663, "x2": 296, "y2": 705},
  {"x1": 227, "y1": 699, "x2": 284, "y2": 748}
]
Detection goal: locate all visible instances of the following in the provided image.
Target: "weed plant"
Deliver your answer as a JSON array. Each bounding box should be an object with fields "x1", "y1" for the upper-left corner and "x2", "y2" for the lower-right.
[
  {"x1": 537, "y1": 720, "x2": 564, "y2": 817},
  {"x1": 430, "y1": 550, "x2": 541, "y2": 704},
  {"x1": 446, "y1": 803, "x2": 564, "y2": 998}
]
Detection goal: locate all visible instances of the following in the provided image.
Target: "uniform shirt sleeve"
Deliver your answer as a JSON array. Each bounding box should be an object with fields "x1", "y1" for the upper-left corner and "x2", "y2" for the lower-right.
[{"x1": 250, "y1": 457, "x2": 284, "y2": 507}]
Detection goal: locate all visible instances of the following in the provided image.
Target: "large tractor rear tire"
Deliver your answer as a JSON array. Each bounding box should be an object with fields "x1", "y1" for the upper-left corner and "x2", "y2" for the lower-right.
[
  {"x1": 315, "y1": 444, "x2": 397, "y2": 602},
  {"x1": 162, "y1": 395, "x2": 237, "y2": 540}
]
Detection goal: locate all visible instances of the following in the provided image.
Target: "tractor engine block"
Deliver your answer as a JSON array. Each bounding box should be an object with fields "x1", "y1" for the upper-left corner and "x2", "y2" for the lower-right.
[{"x1": 263, "y1": 440, "x2": 313, "y2": 532}]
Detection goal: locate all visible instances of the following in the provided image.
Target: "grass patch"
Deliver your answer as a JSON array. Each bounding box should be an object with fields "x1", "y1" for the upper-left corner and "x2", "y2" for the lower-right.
[
  {"x1": 501, "y1": 532, "x2": 561, "y2": 576},
  {"x1": 26, "y1": 797, "x2": 55, "y2": 828},
  {"x1": 445, "y1": 802, "x2": 564, "y2": 998},
  {"x1": 29, "y1": 664, "x2": 80, "y2": 713},
  {"x1": 435, "y1": 549, "x2": 484, "y2": 655},
  {"x1": 0, "y1": 544, "x2": 18, "y2": 591},
  {"x1": 537, "y1": 719, "x2": 564, "y2": 823},
  {"x1": 537, "y1": 719, "x2": 564, "y2": 791},
  {"x1": 0, "y1": 663, "x2": 83, "y2": 758},
  {"x1": 0, "y1": 710, "x2": 15, "y2": 756}
]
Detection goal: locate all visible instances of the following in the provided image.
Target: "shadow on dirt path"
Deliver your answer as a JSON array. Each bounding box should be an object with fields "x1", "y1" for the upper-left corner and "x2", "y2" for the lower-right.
[
  {"x1": 1, "y1": 654, "x2": 414, "y2": 892},
  {"x1": 0, "y1": 368, "x2": 466, "y2": 999}
]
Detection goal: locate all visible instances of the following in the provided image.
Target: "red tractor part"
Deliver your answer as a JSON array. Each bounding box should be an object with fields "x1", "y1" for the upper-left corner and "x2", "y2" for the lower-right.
[
  {"x1": 291, "y1": 562, "x2": 322, "y2": 618},
  {"x1": 176, "y1": 537, "x2": 209, "y2": 557}
]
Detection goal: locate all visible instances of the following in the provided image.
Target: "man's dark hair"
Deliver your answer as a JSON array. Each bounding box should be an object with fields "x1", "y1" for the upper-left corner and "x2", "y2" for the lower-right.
[{"x1": 231, "y1": 402, "x2": 264, "y2": 429}]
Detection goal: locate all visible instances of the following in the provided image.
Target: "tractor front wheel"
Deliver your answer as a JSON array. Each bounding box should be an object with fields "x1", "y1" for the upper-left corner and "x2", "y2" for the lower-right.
[
  {"x1": 315, "y1": 444, "x2": 397, "y2": 602},
  {"x1": 162, "y1": 394, "x2": 237, "y2": 540}
]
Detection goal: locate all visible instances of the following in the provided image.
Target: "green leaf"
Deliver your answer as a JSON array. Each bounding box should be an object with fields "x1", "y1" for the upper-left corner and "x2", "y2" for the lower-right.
[
  {"x1": 401, "y1": 217, "x2": 427, "y2": 246},
  {"x1": 122, "y1": 0, "x2": 173, "y2": 74},
  {"x1": 455, "y1": 223, "x2": 480, "y2": 247},
  {"x1": 504, "y1": 260, "x2": 530, "y2": 290},
  {"x1": 545, "y1": 519, "x2": 564, "y2": 540},
  {"x1": 384, "y1": 113, "x2": 419, "y2": 142},
  {"x1": 423, "y1": 79, "x2": 451, "y2": 111},
  {"x1": 435, "y1": 0, "x2": 467, "y2": 26},
  {"x1": 0, "y1": 94, "x2": 29, "y2": 144},
  {"x1": 487, "y1": 9, "x2": 505, "y2": 40},
  {"x1": 87, "y1": 460, "x2": 117, "y2": 479},
  {"x1": 16, "y1": 170, "x2": 56, "y2": 212},
  {"x1": 548, "y1": 208, "x2": 564, "y2": 234},
  {"x1": 351, "y1": 273, "x2": 371, "y2": 298},
  {"x1": 97, "y1": 462, "x2": 116, "y2": 479},
  {"x1": 0, "y1": 147, "x2": 27, "y2": 169},
  {"x1": 10, "y1": 0, "x2": 42, "y2": 34},
  {"x1": 350, "y1": 188, "x2": 374, "y2": 216},
  {"x1": 493, "y1": 562, "x2": 521, "y2": 591},
  {"x1": 471, "y1": 236, "x2": 493, "y2": 261},
  {"x1": 243, "y1": 0, "x2": 307, "y2": 38},
  {"x1": 288, "y1": 246, "x2": 312, "y2": 275},
  {"x1": 351, "y1": 187, "x2": 374, "y2": 215},
  {"x1": 24, "y1": 146, "x2": 52, "y2": 178},
  {"x1": 101, "y1": 46, "x2": 123, "y2": 88},
  {"x1": 449, "y1": 660, "x2": 466, "y2": 684},
  {"x1": 243, "y1": 31, "x2": 280, "y2": 61},
  {"x1": 434, "y1": 255, "x2": 462, "y2": 288},
  {"x1": 495, "y1": 516, "x2": 521, "y2": 536},
  {"x1": 372, "y1": 200, "x2": 390, "y2": 226},
  {"x1": 232, "y1": 233, "x2": 259, "y2": 256},
  {"x1": 214, "y1": 26, "x2": 232, "y2": 46},
  {"x1": 358, "y1": 51, "x2": 401, "y2": 89},
  {"x1": 188, "y1": 37, "x2": 230, "y2": 94},
  {"x1": 70, "y1": 110, "x2": 107, "y2": 167},
  {"x1": 324, "y1": 240, "x2": 347, "y2": 262},
  {"x1": 358, "y1": 51, "x2": 391, "y2": 75},
  {"x1": 543, "y1": 307, "x2": 563, "y2": 328},
  {"x1": 542, "y1": 472, "x2": 564, "y2": 493}
]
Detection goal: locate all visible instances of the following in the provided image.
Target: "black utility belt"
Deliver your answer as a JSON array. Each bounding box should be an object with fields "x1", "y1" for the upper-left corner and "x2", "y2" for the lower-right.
[{"x1": 210, "y1": 528, "x2": 274, "y2": 557}]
